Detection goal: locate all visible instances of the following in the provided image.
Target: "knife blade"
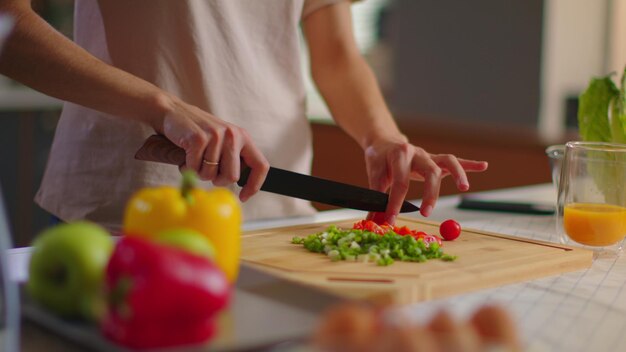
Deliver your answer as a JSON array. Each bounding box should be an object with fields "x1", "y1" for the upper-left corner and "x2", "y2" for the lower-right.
[{"x1": 135, "y1": 134, "x2": 419, "y2": 213}]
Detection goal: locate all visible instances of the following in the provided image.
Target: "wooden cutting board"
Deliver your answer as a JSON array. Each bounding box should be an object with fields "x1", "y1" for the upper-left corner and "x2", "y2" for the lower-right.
[{"x1": 241, "y1": 217, "x2": 593, "y2": 305}]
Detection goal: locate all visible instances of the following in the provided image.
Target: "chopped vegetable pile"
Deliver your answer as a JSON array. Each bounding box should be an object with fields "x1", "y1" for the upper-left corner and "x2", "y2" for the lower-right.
[{"x1": 291, "y1": 220, "x2": 457, "y2": 266}]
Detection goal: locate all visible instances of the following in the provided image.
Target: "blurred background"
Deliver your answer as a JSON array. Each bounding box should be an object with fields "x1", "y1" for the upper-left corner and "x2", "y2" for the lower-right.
[{"x1": 1, "y1": 0, "x2": 625, "y2": 246}]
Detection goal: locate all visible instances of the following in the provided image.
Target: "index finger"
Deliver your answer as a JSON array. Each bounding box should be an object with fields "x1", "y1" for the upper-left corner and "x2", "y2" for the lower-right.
[{"x1": 385, "y1": 156, "x2": 412, "y2": 225}]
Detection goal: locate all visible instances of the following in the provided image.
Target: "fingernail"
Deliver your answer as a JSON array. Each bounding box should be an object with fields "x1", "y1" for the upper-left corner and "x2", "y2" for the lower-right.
[
  {"x1": 387, "y1": 215, "x2": 396, "y2": 225},
  {"x1": 422, "y1": 205, "x2": 433, "y2": 217},
  {"x1": 457, "y1": 178, "x2": 469, "y2": 190}
]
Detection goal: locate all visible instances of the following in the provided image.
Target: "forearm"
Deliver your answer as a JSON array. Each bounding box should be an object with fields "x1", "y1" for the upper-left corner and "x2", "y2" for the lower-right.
[
  {"x1": 304, "y1": 3, "x2": 488, "y2": 221},
  {"x1": 312, "y1": 54, "x2": 405, "y2": 149},
  {"x1": 304, "y1": 1, "x2": 403, "y2": 150},
  {"x1": 0, "y1": 2, "x2": 170, "y2": 130}
]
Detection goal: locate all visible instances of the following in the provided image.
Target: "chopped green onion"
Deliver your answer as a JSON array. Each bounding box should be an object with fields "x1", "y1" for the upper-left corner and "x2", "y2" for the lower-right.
[{"x1": 292, "y1": 225, "x2": 457, "y2": 266}]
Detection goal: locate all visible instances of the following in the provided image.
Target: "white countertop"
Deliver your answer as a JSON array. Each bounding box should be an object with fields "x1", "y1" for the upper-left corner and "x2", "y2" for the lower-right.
[
  {"x1": 8, "y1": 183, "x2": 626, "y2": 352},
  {"x1": 399, "y1": 184, "x2": 625, "y2": 352}
]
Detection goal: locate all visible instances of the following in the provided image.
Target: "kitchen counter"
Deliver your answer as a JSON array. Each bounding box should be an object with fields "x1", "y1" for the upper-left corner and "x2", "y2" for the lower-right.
[{"x1": 7, "y1": 183, "x2": 626, "y2": 351}]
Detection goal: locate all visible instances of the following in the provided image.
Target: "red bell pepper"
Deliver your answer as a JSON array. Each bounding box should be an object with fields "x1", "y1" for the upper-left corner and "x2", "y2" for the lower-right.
[{"x1": 101, "y1": 236, "x2": 231, "y2": 350}]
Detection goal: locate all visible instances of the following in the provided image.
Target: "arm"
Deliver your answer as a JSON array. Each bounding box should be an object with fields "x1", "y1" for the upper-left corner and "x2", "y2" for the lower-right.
[
  {"x1": 302, "y1": 2, "x2": 487, "y2": 222},
  {"x1": 0, "y1": 0, "x2": 268, "y2": 201}
]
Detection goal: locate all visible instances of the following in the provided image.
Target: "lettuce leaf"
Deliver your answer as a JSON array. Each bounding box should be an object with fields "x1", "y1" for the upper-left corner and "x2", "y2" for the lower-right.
[
  {"x1": 577, "y1": 73, "x2": 626, "y2": 206},
  {"x1": 578, "y1": 76, "x2": 619, "y2": 142},
  {"x1": 614, "y1": 68, "x2": 626, "y2": 143}
]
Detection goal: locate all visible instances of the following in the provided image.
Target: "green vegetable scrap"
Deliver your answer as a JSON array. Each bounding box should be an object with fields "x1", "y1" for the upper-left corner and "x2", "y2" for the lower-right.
[{"x1": 291, "y1": 225, "x2": 456, "y2": 266}]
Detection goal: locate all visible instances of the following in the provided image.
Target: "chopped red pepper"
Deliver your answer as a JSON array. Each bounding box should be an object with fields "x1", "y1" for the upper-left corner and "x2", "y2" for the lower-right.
[
  {"x1": 393, "y1": 225, "x2": 413, "y2": 236},
  {"x1": 353, "y1": 220, "x2": 388, "y2": 235},
  {"x1": 410, "y1": 231, "x2": 443, "y2": 246},
  {"x1": 352, "y1": 220, "x2": 443, "y2": 246},
  {"x1": 102, "y1": 236, "x2": 231, "y2": 350}
]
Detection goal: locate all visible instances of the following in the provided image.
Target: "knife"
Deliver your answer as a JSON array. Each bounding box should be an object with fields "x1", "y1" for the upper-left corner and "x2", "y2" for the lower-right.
[{"x1": 134, "y1": 134, "x2": 419, "y2": 213}]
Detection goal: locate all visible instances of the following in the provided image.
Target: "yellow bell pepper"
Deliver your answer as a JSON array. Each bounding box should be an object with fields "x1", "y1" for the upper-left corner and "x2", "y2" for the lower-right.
[{"x1": 123, "y1": 171, "x2": 241, "y2": 282}]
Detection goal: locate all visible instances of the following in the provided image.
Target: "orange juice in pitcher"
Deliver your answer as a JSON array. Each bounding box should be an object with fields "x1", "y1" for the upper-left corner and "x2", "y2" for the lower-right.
[{"x1": 563, "y1": 203, "x2": 626, "y2": 246}]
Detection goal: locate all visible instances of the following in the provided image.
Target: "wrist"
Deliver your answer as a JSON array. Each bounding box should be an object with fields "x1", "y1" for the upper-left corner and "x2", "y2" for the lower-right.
[
  {"x1": 361, "y1": 127, "x2": 408, "y2": 150},
  {"x1": 142, "y1": 90, "x2": 177, "y2": 134}
]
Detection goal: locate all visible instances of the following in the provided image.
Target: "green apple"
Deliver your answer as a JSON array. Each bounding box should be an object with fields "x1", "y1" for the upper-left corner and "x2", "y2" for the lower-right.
[
  {"x1": 27, "y1": 221, "x2": 113, "y2": 320},
  {"x1": 153, "y1": 228, "x2": 216, "y2": 260}
]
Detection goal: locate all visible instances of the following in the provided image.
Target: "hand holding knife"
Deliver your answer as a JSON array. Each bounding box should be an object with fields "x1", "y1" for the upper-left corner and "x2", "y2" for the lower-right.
[{"x1": 135, "y1": 135, "x2": 419, "y2": 213}]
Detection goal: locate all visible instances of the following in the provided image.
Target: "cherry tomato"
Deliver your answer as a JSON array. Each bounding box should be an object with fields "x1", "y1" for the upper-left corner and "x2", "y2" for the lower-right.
[
  {"x1": 439, "y1": 219, "x2": 461, "y2": 241},
  {"x1": 367, "y1": 212, "x2": 388, "y2": 226},
  {"x1": 422, "y1": 235, "x2": 442, "y2": 246},
  {"x1": 407, "y1": 231, "x2": 442, "y2": 246}
]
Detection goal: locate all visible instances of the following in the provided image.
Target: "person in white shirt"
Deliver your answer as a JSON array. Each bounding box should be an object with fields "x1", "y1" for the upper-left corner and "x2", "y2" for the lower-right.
[{"x1": 0, "y1": 0, "x2": 487, "y2": 230}]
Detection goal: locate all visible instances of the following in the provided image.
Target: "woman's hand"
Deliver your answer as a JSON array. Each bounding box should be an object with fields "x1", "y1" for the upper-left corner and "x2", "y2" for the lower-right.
[
  {"x1": 364, "y1": 136, "x2": 488, "y2": 224},
  {"x1": 155, "y1": 94, "x2": 269, "y2": 202},
  {"x1": 302, "y1": 3, "x2": 487, "y2": 224}
]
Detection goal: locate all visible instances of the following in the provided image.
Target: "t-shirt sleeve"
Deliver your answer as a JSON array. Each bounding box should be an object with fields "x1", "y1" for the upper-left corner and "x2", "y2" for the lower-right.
[{"x1": 302, "y1": 0, "x2": 360, "y2": 20}]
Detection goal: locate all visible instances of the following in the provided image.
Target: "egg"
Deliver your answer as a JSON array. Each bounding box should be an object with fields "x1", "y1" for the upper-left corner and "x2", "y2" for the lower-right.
[
  {"x1": 469, "y1": 304, "x2": 520, "y2": 351},
  {"x1": 312, "y1": 302, "x2": 377, "y2": 352},
  {"x1": 428, "y1": 310, "x2": 481, "y2": 352}
]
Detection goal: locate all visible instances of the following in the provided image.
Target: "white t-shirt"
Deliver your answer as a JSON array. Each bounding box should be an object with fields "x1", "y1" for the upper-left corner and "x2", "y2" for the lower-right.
[{"x1": 36, "y1": 0, "x2": 347, "y2": 231}]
